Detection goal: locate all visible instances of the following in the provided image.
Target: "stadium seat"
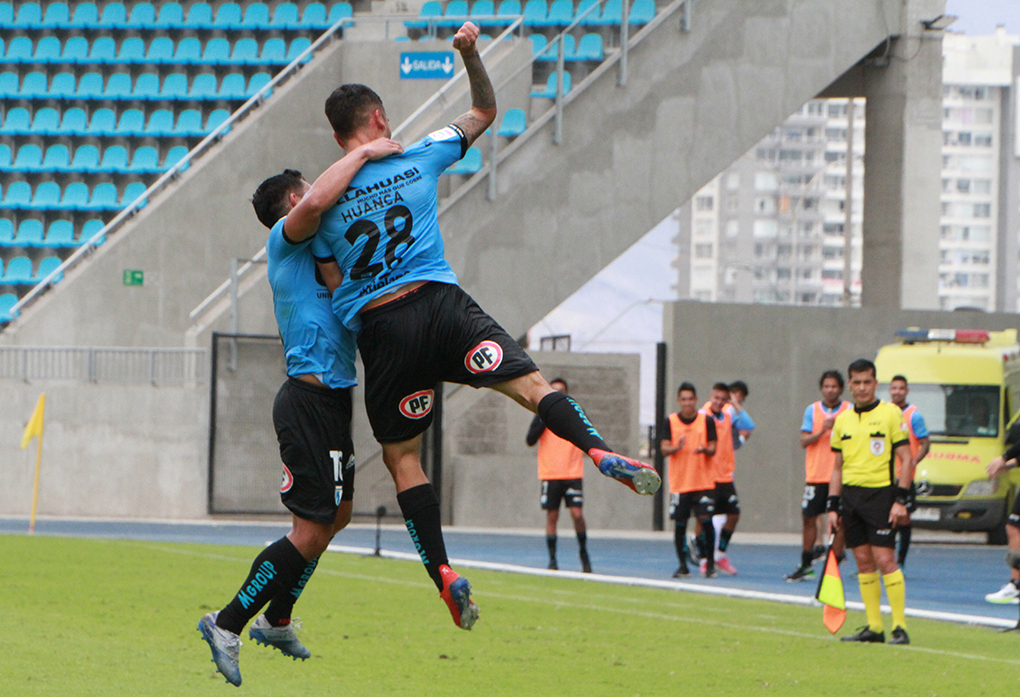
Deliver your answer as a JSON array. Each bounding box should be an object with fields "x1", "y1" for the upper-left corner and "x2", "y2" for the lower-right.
[
  {"x1": 12, "y1": 145, "x2": 43, "y2": 172},
  {"x1": 184, "y1": 2, "x2": 213, "y2": 29},
  {"x1": 173, "y1": 37, "x2": 202, "y2": 64},
  {"x1": 1, "y1": 36, "x2": 32, "y2": 64},
  {"x1": 0, "y1": 72, "x2": 18, "y2": 98},
  {"x1": 163, "y1": 145, "x2": 191, "y2": 171},
  {"x1": 271, "y1": 2, "x2": 299, "y2": 28},
  {"x1": 60, "y1": 36, "x2": 89, "y2": 63},
  {"x1": 229, "y1": 38, "x2": 259, "y2": 64},
  {"x1": 146, "y1": 37, "x2": 175, "y2": 64},
  {"x1": 0, "y1": 144, "x2": 9, "y2": 168},
  {"x1": 85, "y1": 183, "x2": 118, "y2": 211},
  {"x1": 42, "y1": 220, "x2": 75, "y2": 248},
  {"x1": 117, "y1": 37, "x2": 146, "y2": 63},
  {"x1": 257, "y1": 38, "x2": 287, "y2": 65},
  {"x1": 299, "y1": 2, "x2": 328, "y2": 29},
  {"x1": 575, "y1": 33, "x2": 603, "y2": 60},
  {"x1": 128, "y1": 146, "x2": 160, "y2": 173},
  {"x1": 470, "y1": 0, "x2": 496, "y2": 26},
  {"x1": 174, "y1": 109, "x2": 205, "y2": 136},
  {"x1": 494, "y1": 0, "x2": 521, "y2": 25},
  {"x1": 122, "y1": 182, "x2": 148, "y2": 208},
  {"x1": 70, "y1": 144, "x2": 100, "y2": 171},
  {"x1": 42, "y1": 144, "x2": 70, "y2": 171},
  {"x1": 69, "y1": 2, "x2": 98, "y2": 28},
  {"x1": 1, "y1": 257, "x2": 33, "y2": 285},
  {"x1": 200, "y1": 37, "x2": 231, "y2": 65},
  {"x1": 0, "y1": 293, "x2": 17, "y2": 322},
  {"x1": 98, "y1": 145, "x2": 129, "y2": 172},
  {"x1": 444, "y1": 147, "x2": 482, "y2": 175},
  {"x1": 212, "y1": 2, "x2": 242, "y2": 29},
  {"x1": 14, "y1": 2, "x2": 42, "y2": 27},
  {"x1": 104, "y1": 73, "x2": 134, "y2": 99},
  {"x1": 0, "y1": 107, "x2": 29, "y2": 133},
  {"x1": 531, "y1": 70, "x2": 570, "y2": 98},
  {"x1": 629, "y1": 0, "x2": 654, "y2": 24},
  {"x1": 540, "y1": 33, "x2": 573, "y2": 60},
  {"x1": 439, "y1": 0, "x2": 468, "y2": 27},
  {"x1": 57, "y1": 182, "x2": 89, "y2": 210},
  {"x1": 42, "y1": 1, "x2": 69, "y2": 27},
  {"x1": 0, "y1": 219, "x2": 12, "y2": 245},
  {"x1": 84, "y1": 37, "x2": 116, "y2": 65},
  {"x1": 144, "y1": 109, "x2": 175, "y2": 137},
  {"x1": 189, "y1": 73, "x2": 219, "y2": 100},
  {"x1": 497, "y1": 108, "x2": 526, "y2": 137},
  {"x1": 405, "y1": 0, "x2": 440, "y2": 28},
  {"x1": 133, "y1": 73, "x2": 161, "y2": 100},
  {"x1": 217, "y1": 73, "x2": 247, "y2": 100},
  {"x1": 286, "y1": 37, "x2": 312, "y2": 64},
  {"x1": 597, "y1": 0, "x2": 621, "y2": 24},
  {"x1": 98, "y1": 2, "x2": 127, "y2": 28},
  {"x1": 125, "y1": 2, "x2": 155, "y2": 28},
  {"x1": 577, "y1": 0, "x2": 600, "y2": 24},
  {"x1": 159, "y1": 73, "x2": 189, "y2": 100},
  {"x1": 34, "y1": 257, "x2": 63, "y2": 284},
  {"x1": 44, "y1": 72, "x2": 74, "y2": 98},
  {"x1": 81, "y1": 219, "x2": 107, "y2": 245},
  {"x1": 543, "y1": 0, "x2": 573, "y2": 26},
  {"x1": 56, "y1": 107, "x2": 87, "y2": 135},
  {"x1": 241, "y1": 2, "x2": 270, "y2": 29},
  {"x1": 156, "y1": 2, "x2": 184, "y2": 28},
  {"x1": 85, "y1": 108, "x2": 116, "y2": 136},
  {"x1": 327, "y1": 3, "x2": 354, "y2": 26},
  {"x1": 31, "y1": 107, "x2": 61, "y2": 133},
  {"x1": 75, "y1": 72, "x2": 105, "y2": 99},
  {"x1": 29, "y1": 182, "x2": 61, "y2": 210},
  {"x1": 0, "y1": 1, "x2": 11, "y2": 24},
  {"x1": 522, "y1": 0, "x2": 547, "y2": 26},
  {"x1": 247, "y1": 73, "x2": 272, "y2": 97},
  {"x1": 32, "y1": 36, "x2": 62, "y2": 63},
  {"x1": 205, "y1": 109, "x2": 231, "y2": 134},
  {"x1": 19, "y1": 72, "x2": 48, "y2": 98},
  {"x1": 15, "y1": 219, "x2": 44, "y2": 247},
  {"x1": 113, "y1": 110, "x2": 145, "y2": 137}
]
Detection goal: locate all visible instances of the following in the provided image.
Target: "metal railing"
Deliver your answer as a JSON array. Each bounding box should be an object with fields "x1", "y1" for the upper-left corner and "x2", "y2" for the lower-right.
[{"x1": 0, "y1": 345, "x2": 207, "y2": 384}]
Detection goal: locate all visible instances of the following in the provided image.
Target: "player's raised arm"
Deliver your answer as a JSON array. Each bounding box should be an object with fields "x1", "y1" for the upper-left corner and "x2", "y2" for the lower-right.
[
  {"x1": 285, "y1": 138, "x2": 403, "y2": 242},
  {"x1": 451, "y1": 22, "x2": 497, "y2": 146}
]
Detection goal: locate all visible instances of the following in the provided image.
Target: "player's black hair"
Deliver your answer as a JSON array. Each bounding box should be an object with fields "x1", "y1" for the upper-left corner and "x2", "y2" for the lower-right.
[
  {"x1": 847, "y1": 359, "x2": 876, "y2": 379},
  {"x1": 728, "y1": 380, "x2": 748, "y2": 398},
  {"x1": 325, "y1": 84, "x2": 385, "y2": 142},
  {"x1": 819, "y1": 370, "x2": 844, "y2": 389},
  {"x1": 677, "y1": 381, "x2": 697, "y2": 397},
  {"x1": 712, "y1": 382, "x2": 730, "y2": 394},
  {"x1": 550, "y1": 377, "x2": 569, "y2": 392},
  {"x1": 891, "y1": 374, "x2": 908, "y2": 385},
  {"x1": 251, "y1": 169, "x2": 304, "y2": 229}
]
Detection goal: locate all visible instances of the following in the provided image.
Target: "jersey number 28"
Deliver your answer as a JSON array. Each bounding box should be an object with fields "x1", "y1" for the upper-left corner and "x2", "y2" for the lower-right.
[{"x1": 344, "y1": 205, "x2": 415, "y2": 280}]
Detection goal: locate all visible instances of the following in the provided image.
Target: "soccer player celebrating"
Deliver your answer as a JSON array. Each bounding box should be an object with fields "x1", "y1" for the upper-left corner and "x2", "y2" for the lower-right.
[
  {"x1": 199, "y1": 139, "x2": 402, "y2": 686},
  {"x1": 311, "y1": 22, "x2": 661, "y2": 629},
  {"x1": 827, "y1": 359, "x2": 913, "y2": 645},
  {"x1": 660, "y1": 383, "x2": 718, "y2": 578},
  {"x1": 887, "y1": 375, "x2": 930, "y2": 568},
  {"x1": 785, "y1": 370, "x2": 850, "y2": 582}
]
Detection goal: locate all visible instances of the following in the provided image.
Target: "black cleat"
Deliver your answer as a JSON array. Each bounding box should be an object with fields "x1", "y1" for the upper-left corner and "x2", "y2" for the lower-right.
[
  {"x1": 547, "y1": 559, "x2": 558, "y2": 570},
  {"x1": 673, "y1": 563, "x2": 690, "y2": 578},
  {"x1": 579, "y1": 551, "x2": 592, "y2": 574},
  {"x1": 811, "y1": 544, "x2": 826, "y2": 562},
  {"x1": 888, "y1": 626, "x2": 910, "y2": 645},
  {"x1": 784, "y1": 565, "x2": 816, "y2": 582},
  {"x1": 841, "y1": 626, "x2": 885, "y2": 643}
]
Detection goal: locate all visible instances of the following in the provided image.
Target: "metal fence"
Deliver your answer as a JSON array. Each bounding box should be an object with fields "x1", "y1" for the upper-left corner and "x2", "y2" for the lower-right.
[{"x1": 0, "y1": 346, "x2": 207, "y2": 384}]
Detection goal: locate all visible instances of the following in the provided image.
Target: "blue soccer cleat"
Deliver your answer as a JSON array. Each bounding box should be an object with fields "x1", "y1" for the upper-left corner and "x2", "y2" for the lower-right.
[
  {"x1": 249, "y1": 614, "x2": 311, "y2": 660},
  {"x1": 591, "y1": 449, "x2": 662, "y2": 495},
  {"x1": 439, "y1": 564, "x2": 479, "y2": 630},
  {"x1": 198, "y1": 612, "x2": 242, "y2": 687}
]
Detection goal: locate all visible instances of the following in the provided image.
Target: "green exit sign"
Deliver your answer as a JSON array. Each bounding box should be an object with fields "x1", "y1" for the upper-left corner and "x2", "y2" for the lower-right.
[{"x1": 123, "y1": 270, "x2": 144, "y2": 286}]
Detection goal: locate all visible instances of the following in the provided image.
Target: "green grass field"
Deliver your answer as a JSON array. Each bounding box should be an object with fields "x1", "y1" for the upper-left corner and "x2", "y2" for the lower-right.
[{"x1": 2, "y1": 534, "x2": 1019, "y2": 696}]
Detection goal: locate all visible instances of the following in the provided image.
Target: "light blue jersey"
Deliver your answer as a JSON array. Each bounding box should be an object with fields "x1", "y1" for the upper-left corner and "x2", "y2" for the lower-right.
[
  {"x1": 266, "y1": 219, "x2": 357, "y2": 388},
  {"x1": 312, "y1": 125, "x2": 467, "y2": 330}
]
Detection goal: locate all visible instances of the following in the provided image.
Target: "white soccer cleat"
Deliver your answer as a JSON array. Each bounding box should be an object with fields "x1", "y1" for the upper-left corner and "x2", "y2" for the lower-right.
[
  {"x1": 985, "y1": 582, "x2": 1020, "y2": 604},
  {"x1": 249, "y1": 614, "x2": 311, "y2": 660},
  {"x1": 198, "y1": 612, "x2": 242, "y2": 687}
]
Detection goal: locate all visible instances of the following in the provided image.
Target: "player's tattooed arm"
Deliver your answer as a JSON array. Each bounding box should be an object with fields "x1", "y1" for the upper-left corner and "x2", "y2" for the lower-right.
[{"x1": 452, "y1": 22, "x2": 497, "y2": 146}]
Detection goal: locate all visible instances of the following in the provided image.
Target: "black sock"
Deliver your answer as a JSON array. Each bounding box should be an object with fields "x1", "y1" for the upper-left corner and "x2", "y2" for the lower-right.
[
  {"x1": 701, "y1": 522, "x2": 716, "y2": 570},
  {"x1": 546, "y1": 535, "x2": 557, "y2": 561},
  {"x1": 674, "y1": 523, "x2": 688, "y2": 565},
  {"x1": 695, "y1": 530, "x2": 707, "y2": 559},
  {"x1": 264, "y1": 555, "x2": 319, "y2": 626},
  {"x1": 576, "y1": 531, "x2": 588, "y2": 555},
  {"x1": 897, "y1": 525, "x2": 911, "y2": 565},
  {"x1": 719, "y1": 528, "x2": 733, "y2": 553},
  {"x1": 801, "y1": 550, "x2": 813, "y2": 569},
  {"x1": 397, "y1": 483, "x2": 449, "y2": 590},
  {"x1": 216, "y1": 536, "x2": 307, "y2": 635},
  {"x1": 537, "y1": 391, "x2": 609, "y2": 456}
]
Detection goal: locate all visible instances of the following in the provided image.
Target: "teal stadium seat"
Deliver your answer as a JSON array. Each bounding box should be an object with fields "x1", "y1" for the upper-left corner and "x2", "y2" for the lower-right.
[
  {"x1": 258, "y1": 38, "x2": 287, "y2": 65},
  {"x1": 144, "y1": 110, "x2": 176, "y2": 137},
  {"x1": 133, "y1": 73, "x2": 161, "y2": 100},
  {"x1": 327, "y1": 3, "x2": 354, "y2": 26},
  {"x1": 46, "y1": 72, "x2": 76, "y2": 98},
  {"x1": 125, "y1": 2, "x2": 156, "y2": 29},
  {"x1": 2, "y1": 37, "x2": 33, "y2": 64},
  {"x1": 146, "y1": 37, "x2": 176, "y2": 64},
  {"x1": 576, "y1": 0, "x2": 600, "y2": 24},
  {"x1": 0, "y1": 293, "x2": 17, "y2": 322},
  {"x1": 241, "y1": 2, "x2": 270, "y2": 29},
  {"x1": 470, "y1": 0, "x2": 495, "y2": 27},
  {"x1": 84, "y1": 37, "x2": 116, "y2": 65},
  {"x1": 60, "y1": 36, "x2": 89, "y2": 63},
  {"x1": 0, "y1": 73, "x2": 19, "y2": 98},
  {"x1": 229, "y1": 38, "x2": 260, "y2": 64},
  {"x1": 76, "y1": 72, "x2": 105, "y2": 99},
  {"x1": 522, "y1": 0, "x2": 547, "y2": 27},
  {"x1": 213, "y1": 2, "x2": 243, "y2": 30},
  {"x1": 531, "y1": 70, "x2": 570, "y2": 98},
  {"x1": 163, "y1": 146, "x2": 191, "y2": 171},
  {"x1": 2, "y1": 257, "x2": 33, "y2": 285},
  {"x1": 128, "y1": 146, "x2": 160, "y2": 173},
  {"x1": 0, "y1": 144, "x2": 9, "y2": 168},
  {"x1": 86, "y1": 183, "x2": 119, "y2": 211},
  {"x1": 29, "y1": 182, "x2": 61, "y2": 210},
  {"x1": 575, "y1": 33, "x2": 603, "y2": 60},
  {"x1": 218, "y1": 73, "x2": 247, "y2": 100},
  {"x1": 98, "y1": 2, "x2": 127, "y2": 29},
  {"x1": 14, "y1": 2, "x2": 42, "y2": 28},
  {"x1": 156, "y1": 2, "x2": 184, "y2": 29},
  {"x1": 0, "y1": 1, "x2": 11, "y2": 24},
  {"x1": 184, "y1": 2, "x2": 214, "y2": 29},
  {"x1": 31, "y1": 107, "x2": 61, "y2": 133},
  {"x1": 271, "y1": 2, "x2": 299, "y2": 29},
  {"x1": 19, "y1": 72, "x2": 48, "y2": 98},
  {"x1": 444, "y1": 147, "x2": 482, "y2": 175},
  {"x1": 543, "y1": 0, "x2": 573, "y2": 27},
  {"x1": 597, "y1": 0, "x2": 621, "y2": 24},
  {"x1": 122, "y1": 182, "x2": 148, "y2": 209},
  {"x1": 12, "y1": 145, "x2": 42, "y2": 172},
  {"x1": 629, "y1": 0, "x2": 654, "y2": 24},
  {"x1": 104, "y1": 73, "x2": 134, "y2": 99},
  {"x1": 69, "y1": 2, "x2": 98, "y2": 28},
  {"x1": 548, "y1": 34, "x2": 574, "y2": 60},
  {"x1": 42, "y1": 220, "x2": 75, "y2": 248},
  {"x1": 2, "y1": 182, "x2": 32, "y2": 210},
  {"x1": 189, "y1": 73, "x2": 219, "y2": 100},
  {"x1": 439, "y1": 0, "x2": 468, "y2": 27},
  {"x1": 299, "y1": 2, "x2": 328, "y2": 29},
  {"x1": 117, "y1": 36, "x2": 146, "y2": 63},
  {"x1": 406, "y1": 0, "x2": 440, "y2": 29},
  {"x1": 497, "y1": 108, "x2": 526, "y2": 137},
  {"x1": 0, "y1": 219, "x2": 13, "y2": 245},
  {"x1": 57, "y1": 108, "x2": 87, "y2": 135},
  {"x1": 159, "y1": 73, "x2": 190, "y2": 100},
  {"x1": 33, "y1": 36, "x2": 62, "y2": 63},
  {"x1": 15, "y1": 219, "x2": 44, "y2": 247},
  {"x1": 70, "y1": 144, "x2": 100, "y2": 172},
  {"x1": 247, "y1": 73, "x2": 272, "y2": 97},
  {"x1": 286, "y1": 37, "x2": 312, "y2": 64},
  {"x1": 85, "y1": 108, "x2": 116, "y2": 136},
  {"x1": 42, "y1": 144, "x2": 70, "y2": 171},
  {"x1": 528, "y1": 33, "x2": 547, "y2": 58},
  {"x1": 81, "y1": 219, "x2": 107, "y2": 245},
  {"x1": 98, "y1": 145, "x2": 130, "y2": 172},
  {"x1": 174, "y1": 110, "x2": 205, "y2": 136},
  {"x1": 173, "y1": 37, "x2": 202, "y2": 65},
  {"x1": 494, "y1": 0, "x2": 521, "y2": 25},
  {"x1": 200, "y1": 37, "x2": 231, "y2": 65},
  {"x1": 34, "y1": 257, "x2": 64, "y2": 284},
  {"x1": 205, "y1": 109, "x2": 231, "y2": 134},
  {"x1": 42, "y1": 2, "x2": 69, "y2": 28},
  {"x1": 113, "y1": 110, "x2": 145, "y2": 136},
  {"x1": 57, "y1": 182, "x2": 89, "y2": 210}
]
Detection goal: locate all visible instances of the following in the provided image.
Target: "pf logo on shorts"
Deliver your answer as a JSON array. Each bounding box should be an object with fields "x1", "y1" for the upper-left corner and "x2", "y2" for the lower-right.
[
  {"x1": 280, "y1": 464, "x2": 294, "y2": 493},
  {"x1": 399, "y1": 389, "x2": 434, "y2": 419},
  {"x1": 465, "y1": 340, "x2": 503, "y2": 374}
]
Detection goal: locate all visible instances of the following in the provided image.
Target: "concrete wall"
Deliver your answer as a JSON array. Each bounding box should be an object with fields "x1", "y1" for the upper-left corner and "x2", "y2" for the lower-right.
[{"x1": 662, "y1": 300, "x2": 1019, "y2": 532}]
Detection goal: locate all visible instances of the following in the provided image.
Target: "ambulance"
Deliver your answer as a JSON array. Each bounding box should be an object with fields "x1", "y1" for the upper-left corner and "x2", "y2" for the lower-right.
[{"x1": 874, "y1": 328, "x2": 1020, "y2": 544}]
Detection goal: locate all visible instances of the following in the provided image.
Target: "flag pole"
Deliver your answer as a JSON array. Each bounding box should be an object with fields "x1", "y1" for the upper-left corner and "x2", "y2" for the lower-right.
[{"x1": 29, "y1": 428, "x2": 42, "y2": 536}]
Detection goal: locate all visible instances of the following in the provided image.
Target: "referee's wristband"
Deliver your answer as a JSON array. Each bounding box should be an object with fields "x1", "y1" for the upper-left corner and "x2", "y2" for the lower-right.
[
  {"x1": 826, "y1": 495, "x2": 840, "y2": 513},
  {"x1": 895, "y1": 486, "x2": 911, "y2": 506}
]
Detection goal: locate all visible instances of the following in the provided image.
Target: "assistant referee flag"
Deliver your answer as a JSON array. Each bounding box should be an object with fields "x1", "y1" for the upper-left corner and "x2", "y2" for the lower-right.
[
  {"x1": 21, "y1": 393, "x2": 45, "y2": 449},
  {"x1": 815, "y1": 546, "x2": 846, "y2": 633}
]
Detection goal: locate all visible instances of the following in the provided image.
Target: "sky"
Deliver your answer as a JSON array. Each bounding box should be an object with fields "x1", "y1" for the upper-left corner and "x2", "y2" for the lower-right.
[{"x1": 528, "y1": 1, "x2": 1020, "y2": 429}]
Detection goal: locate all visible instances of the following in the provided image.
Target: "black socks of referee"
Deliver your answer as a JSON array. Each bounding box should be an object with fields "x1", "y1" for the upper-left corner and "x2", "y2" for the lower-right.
[
  {"x1": 537, "y1": 391, "x2": 610, "y2": 456},
  {"x1": 216, "y1": 536, "x2": 308, "y2": 635},
  {"x1": 397, "y1": 483, "x2": 449, "y2": 591}
]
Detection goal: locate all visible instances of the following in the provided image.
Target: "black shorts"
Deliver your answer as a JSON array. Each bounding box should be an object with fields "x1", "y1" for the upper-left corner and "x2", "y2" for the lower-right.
[
  {"x1": 273, "y1": 378, "x2": 355, "y2": 526},
  {"x1": 541, "y1": 478, "x2": 583, "y2": 510},
  {"x1": 357, "y1": 282, "x2": 538, "y2": 443},
  {"x1": 841, "y1": 485, "x2": 896, "y2": 549},
  {"x1": 713, "y1": 481, "x2": 741, "y2": 515},
  {"x1": 670, "y1": 490, "x2": 716, "y2": 521},
  {"x1": 801, "y1": 482, "x2": 829, "y2": 518},
  {"x1": 1009, "y1": 488, "x2": 1020, "y2": 528}
]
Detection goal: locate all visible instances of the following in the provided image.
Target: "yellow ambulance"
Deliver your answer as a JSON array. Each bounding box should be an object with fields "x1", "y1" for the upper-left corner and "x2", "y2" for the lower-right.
[{"x1": 875, "y1": 328, "x2": 1020, "y2": 544}]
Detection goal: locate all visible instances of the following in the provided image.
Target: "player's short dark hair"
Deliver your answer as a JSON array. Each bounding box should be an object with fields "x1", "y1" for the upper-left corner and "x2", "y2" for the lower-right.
[
  {"x1": 728, "y1": 380, "x2": 748, "y2": 398},
  {"x1": 891, "y1": 374, "x2": 908, "y2": 385},
  {"x1": 550, "y1": 377, "x2": 569, "y2": 392},
  {"x1": 847, "y1": 359, "x2": 876, "y2": 379},
  {"x1": 819, "y1": 370, "x2": 844, "y2": 389},
  {"x1": 325, "y1": 84, "x2": 384, "y2": 142},
  {"x1": 677, "y1": 382, "x2": 697, "y2": 397},
  {"x1": 712, "y1": 382, "x2": 730, "y2": 394},
  {"x1": 251, "y1": 169, "x2": 304, "y2": 229}
]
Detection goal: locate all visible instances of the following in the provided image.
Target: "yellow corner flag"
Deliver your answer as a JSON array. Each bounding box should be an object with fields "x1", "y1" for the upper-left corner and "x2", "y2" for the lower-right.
[
  {"x1": 815, "y1": 545, "x2": 846, "y2": 634},
  {"x1": 21, "y1": 393, "x2": 45, "y2": 449}
]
